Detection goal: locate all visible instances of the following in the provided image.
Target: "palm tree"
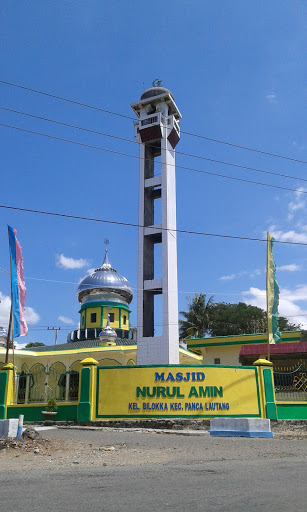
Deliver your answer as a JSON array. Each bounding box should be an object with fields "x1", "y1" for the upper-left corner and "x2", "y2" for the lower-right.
[{"x1": 179, "y1": 293, "x2": 214, "y2": 339}]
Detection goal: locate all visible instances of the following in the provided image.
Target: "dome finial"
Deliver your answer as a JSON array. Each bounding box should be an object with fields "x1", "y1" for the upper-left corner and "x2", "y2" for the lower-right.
[
  {"x1": 152, "y1": 78, "x2": 162, "y2": 87},
  {"x1": 101, "y1": 238, "x2": 111, "y2": 269}
]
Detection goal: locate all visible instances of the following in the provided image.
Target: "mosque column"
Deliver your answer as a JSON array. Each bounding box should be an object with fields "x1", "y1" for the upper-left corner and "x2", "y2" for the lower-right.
[{"x1": 78, "y1": 358, "x2": 98, "y2": 422}]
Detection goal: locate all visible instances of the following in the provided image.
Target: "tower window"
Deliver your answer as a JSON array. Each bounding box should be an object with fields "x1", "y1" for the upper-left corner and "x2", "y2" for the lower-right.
[
  {"x1": 109, "y1": 313, "x2": 115, "y2": 323},
  {"x1": 90, "y1": 313, "x2": 97, "y2": 323},
  {"x1": 214, "y1": 358, "x2": 221, "y2": 365},
  {"x1": 82, "y1": 315, "x2": 85, "y2": 327},
  {"x1": 123, "y1": 315, "x2": 127, "y2": 325}
]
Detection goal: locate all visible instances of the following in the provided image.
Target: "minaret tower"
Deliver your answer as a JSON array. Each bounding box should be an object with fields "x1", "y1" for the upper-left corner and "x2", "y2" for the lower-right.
[{"x1": 131, "y1": 81, "x2": 182, "y2": 364}]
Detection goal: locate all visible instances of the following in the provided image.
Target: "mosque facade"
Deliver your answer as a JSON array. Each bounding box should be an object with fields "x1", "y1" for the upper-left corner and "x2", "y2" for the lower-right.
[{"x1": 1, "y1": 84, "x2": 306, "y2": 422}]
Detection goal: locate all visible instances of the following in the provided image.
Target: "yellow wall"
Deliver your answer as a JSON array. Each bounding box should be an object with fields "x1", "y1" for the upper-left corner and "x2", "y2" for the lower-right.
[
  {"x1": 81, "y1": 310, "x2": 85, "y2": 328},
  {"x1": 186, "y1": 331, "x2": 302, "y2": 367},
  {"x1": 121, "y1": 311, "x2": 129, "y2": 331},
  {"x1": 95, "y1": 365, "x2": 263, "y2": 419},
  {"x1": 0, "y1": 345, "x2": 138, "y2": 373},
  {"x1": 80, "y1": 305, "x2": 130, "y2": 331},
  {"x1": 201, "y1": 345, "x2": 242, "y2": 366},
  {"x1": 102, "y1": 307, "x2": 119, "y2": 329},
  {"x1": 86, "y1": 307, "x2": 101, "y2": 328}
]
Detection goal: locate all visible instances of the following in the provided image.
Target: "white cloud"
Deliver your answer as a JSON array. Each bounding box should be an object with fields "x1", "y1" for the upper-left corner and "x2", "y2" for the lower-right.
[
  {"x1": 0, "y1": 291, "x2": 39, "y2": 328},
  {"x1": 287, "y1": 188, "x2": 306, "y2": 220},
  {"x1": 15, "y1": 342, "x2": 27, "y2": 350},
  {"x1": 56, "y1": 254, "x2": 88, "y2": 270},
  {"x1": 277, "y1": 264, "x2": 301, "y2": 272},
  {"x1": 219, "y1": 269, "x2": 262, "y2": 281},
  {"x1": 0, "y1": 292, "x2": 11, "y2": 327},
  {"x1": 268, "y1": 227, "x2": 307, "y2": 244},
  {"x1": 292, "y1": 140, "x2": 305, "y2": 151},
  {"x1": 58, "y1": 315, "x2": 74, "y2": 325},
  {"x1": 219, "y1": 274, "x2": 236, "y2": 281},
  {"x1": 265, "y1": 91, "x2": 277, "y2": 103},
  {"x1": 25, "y1": 307, "x2": 40, "y2": 325},
  {"x1": 243, "y1": 286, "x2": 307, "y2": 329}
]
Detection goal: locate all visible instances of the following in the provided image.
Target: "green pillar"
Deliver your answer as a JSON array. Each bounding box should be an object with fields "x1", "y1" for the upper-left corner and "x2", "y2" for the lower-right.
[
  {"x1": 253, "y1": 359, "x2": 277, "y2": 420},
  {"x1": 0, "y1": 371, "x2": 8, "y2": 420}
]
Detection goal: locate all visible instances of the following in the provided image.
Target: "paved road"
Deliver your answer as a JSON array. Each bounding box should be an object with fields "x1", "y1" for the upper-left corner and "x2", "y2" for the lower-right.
[{"x1": 1, "y1": 428, "x2": 306, "y2": 511}]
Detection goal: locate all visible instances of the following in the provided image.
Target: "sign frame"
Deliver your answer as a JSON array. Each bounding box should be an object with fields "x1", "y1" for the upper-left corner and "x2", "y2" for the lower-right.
[{"x1": 95, "y1": 364, "x2": 262, "y2": 419}]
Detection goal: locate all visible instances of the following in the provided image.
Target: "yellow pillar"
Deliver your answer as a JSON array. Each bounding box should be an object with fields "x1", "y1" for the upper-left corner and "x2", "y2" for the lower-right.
[
  {"x1": 78, "y1": 358, "x2": 98, "y2": 422},
  {"x1": 253, "y1": 359, "x2": 277, "y2": 419},
  {"x1": 0, "y1": 363, "x2": 16, "y2": 419}
]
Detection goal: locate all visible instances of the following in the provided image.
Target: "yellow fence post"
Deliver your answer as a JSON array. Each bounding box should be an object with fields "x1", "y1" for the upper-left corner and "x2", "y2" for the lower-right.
[{"x1": 0, "y1": 363, "x2": 16, "y2": 419}]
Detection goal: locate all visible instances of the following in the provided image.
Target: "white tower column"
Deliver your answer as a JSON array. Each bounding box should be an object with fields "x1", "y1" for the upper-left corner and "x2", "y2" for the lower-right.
[{"x1": 131, "y1": 84, "x2": 182, "y2": 364}]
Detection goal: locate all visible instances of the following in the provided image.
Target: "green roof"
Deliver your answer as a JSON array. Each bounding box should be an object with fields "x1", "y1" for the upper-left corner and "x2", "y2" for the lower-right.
[{"x1": 22, "y1": 338, "x2": 136, "y2": 352}]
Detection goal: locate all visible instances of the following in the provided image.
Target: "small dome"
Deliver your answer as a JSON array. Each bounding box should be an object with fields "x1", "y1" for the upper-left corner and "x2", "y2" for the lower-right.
[
  {"x1": 99, "y1": 315, "x2": 117, "y2": 343},
  {"x1": 77, "y1": 250, "x2": 133, "y2": 304},
  {"x1": 141, "y1": 86, "x2": 174, "y2": 101}
]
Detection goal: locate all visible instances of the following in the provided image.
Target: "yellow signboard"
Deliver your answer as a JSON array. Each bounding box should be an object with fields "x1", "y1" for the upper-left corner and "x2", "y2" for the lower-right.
[{"x1": 96, "y1": 365, "x2": 262, "y2": 418}]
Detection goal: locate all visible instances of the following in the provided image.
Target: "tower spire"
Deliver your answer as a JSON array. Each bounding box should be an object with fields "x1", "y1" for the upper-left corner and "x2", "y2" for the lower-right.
[
  {"x1": 101, "y1": 237, "x2": 112, "y2": 269},
  {"x1": 101, "y1": 249, "x2": 111, "y2": 270}
]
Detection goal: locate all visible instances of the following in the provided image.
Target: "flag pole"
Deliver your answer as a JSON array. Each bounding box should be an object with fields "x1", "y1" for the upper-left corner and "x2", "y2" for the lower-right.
[
  {"x1": 5, "y1": 307, "x2": 12, "y2": 364},
  {"x1": 5, "y1": 225, "x2": 13, "y2": 364},
  {"x1": 266, "y1": 232, "x2": 271, "y2": 362}
]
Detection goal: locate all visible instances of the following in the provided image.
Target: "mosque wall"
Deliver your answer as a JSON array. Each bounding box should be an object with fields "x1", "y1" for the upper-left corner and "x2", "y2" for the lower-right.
[{"x1": 80, "y1": 302, "x2": 130, "y2": 332}]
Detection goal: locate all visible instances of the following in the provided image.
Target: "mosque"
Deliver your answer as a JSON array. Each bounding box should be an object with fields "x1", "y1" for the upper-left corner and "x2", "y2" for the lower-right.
[
  {"x1": 0, "y1": 245, "x2": 202, "y2": 408},
  {"x1": 0, "y1": 83, "x2": 306, "y2": 422}
]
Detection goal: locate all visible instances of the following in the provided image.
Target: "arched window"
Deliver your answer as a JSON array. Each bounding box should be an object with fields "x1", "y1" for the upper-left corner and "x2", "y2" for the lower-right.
[
  {"x1": 49, "y1": 362, "x2": 66, "y2": 401},
  {"x1": 98, "y1": 358, "x2": 122, "y2": 367},
  {"x1": 28, "y1": 363, "x2": 45, "y2": 402}
]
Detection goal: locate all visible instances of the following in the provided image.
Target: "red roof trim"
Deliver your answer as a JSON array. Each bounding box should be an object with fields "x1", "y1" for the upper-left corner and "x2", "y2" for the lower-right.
[{"x1": 240, "y1": 342, "x2": 307, "y2": 356}]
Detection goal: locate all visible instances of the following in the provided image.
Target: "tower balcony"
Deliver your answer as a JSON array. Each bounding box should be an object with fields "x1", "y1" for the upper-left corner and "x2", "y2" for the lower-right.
[
  {"x1": 166, "y1": 115, "x2": 180, "y2": 149},
  {"x1": 136, "y1": 112, "x2": 164, "y2": 143}
]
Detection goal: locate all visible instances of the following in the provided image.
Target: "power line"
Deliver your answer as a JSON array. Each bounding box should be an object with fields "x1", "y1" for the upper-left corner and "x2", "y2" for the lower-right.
[
  {"x1": 1, "y1": 79, "x2": 306, "y2": 165},
  {"x1": 1, "y1": 202, "x2": 307, "y2": 246},
  {"x1": 0, "y1": 266, "x2": 262, "y2": 296},
  {"x1": 0, "y1": 80, "x2": 134, "y2": 120},
  {"x1": 1, "y1": 105, "x2": 307, "y2": 184},
  {"x1": 1, "y1": 122, "x2": 306, "y2": 195},
  {"x1": 180, "y1": 130, "x2": 307, "y2": 165}
]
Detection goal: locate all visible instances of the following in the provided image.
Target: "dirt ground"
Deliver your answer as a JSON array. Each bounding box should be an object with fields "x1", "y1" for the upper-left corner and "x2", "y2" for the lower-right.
[{"x1": 0, "y1": 421, "x2": 306, "y2": 472}]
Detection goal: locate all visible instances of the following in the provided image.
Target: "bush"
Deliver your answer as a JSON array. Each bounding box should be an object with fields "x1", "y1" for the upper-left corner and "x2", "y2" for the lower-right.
[{"x1": 46, "y1": 398, "x2": 57, "y2": 412}]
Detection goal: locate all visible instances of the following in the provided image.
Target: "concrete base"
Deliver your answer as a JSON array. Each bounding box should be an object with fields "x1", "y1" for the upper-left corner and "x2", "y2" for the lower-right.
[
  {"x1": 0, "y1": 419, "x2": 18, "y2": 438},
  {"x1": 209, "y1": 418, "x2": 273, "y2": 438}
]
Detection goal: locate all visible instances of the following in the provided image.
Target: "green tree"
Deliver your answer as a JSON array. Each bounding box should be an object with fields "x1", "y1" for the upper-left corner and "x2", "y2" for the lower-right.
[
  {"x1": 209, "y1": 302, "x2": 267, "y2": 336},
  {"x1": 179, "y1": 293, "x2": 214, "y2": 339},
  {"x1": 25, "y1": 342, "x2": 45, "y2": 348},
  {"x1": 179, "y1": 294, "x2": 301, "y2": 339}
]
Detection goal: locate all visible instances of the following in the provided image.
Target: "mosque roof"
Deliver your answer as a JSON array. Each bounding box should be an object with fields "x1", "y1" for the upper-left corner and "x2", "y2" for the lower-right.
[
  {"x1": 22, "y1": 338, "x2": 136, "y2": 352},
  {"x1": 77, "y1": 250, "x2": 133, "y2": 304}
]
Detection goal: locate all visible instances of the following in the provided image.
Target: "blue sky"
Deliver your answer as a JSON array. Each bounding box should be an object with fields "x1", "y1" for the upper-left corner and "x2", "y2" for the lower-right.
[{"x1": 0, "y1": 1, "x2": 306, "y2": 347}]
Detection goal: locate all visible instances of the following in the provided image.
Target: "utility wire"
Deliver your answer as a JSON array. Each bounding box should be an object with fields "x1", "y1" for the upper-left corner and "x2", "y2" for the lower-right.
[
  {"x1": 180, "y1": 130, "x2": 307, "y2": 165},
  {"x1": 1, "y1": 202, "x2": 307, "y2": 246},
  {"x1": 0, "y1": 266, "x2": 263, "y2": 296},
  {"x1": 1, "y1": 79, "x2": 306, "y2": 165},
  {"x1": 1, "y1": 105, "x2": 306, "y2": 184},
  {"x1": 0, "y1": 80, "x2": 134, "y2": 120},
  {"x1": 1, "y1": 122, "x2": 307, "y2": 196}
]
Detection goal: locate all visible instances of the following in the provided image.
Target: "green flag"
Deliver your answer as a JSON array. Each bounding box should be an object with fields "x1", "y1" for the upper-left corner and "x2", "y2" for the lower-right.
[{"x1": 266, "y1": 232, "x2": 281, "y2": 344}]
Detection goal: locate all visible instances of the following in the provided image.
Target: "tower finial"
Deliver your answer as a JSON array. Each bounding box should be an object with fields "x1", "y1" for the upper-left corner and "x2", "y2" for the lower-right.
[
  {"x1": 101, "y1": 238, "x2": 111, "y2": 269},
  {"x1": 152, "y1": 78, "x2": 162, "y2": 87}
]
